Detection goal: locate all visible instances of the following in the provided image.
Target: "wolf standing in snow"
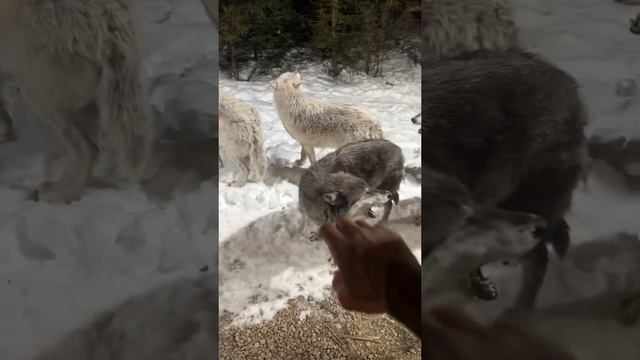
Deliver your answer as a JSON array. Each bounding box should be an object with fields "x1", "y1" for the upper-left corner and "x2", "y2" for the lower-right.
[
  {"x1": 0, "y1": 0, "x2": 152, "y2": 203},
  {"x1": 423, "y1": 0, "x2": 520, "y2": 64},
  {"x1": 272, "y1": 71, "x2": 383, "y2": 166},
  {"x1": 422, "y1": 49, "x2": 588, "y2": 316},
  {"x1": 219, "y1": 89, "x2": 267, "y2": 187},
  {"x1": 298, "y1": 139, "x2": 404, "y2": 225}
]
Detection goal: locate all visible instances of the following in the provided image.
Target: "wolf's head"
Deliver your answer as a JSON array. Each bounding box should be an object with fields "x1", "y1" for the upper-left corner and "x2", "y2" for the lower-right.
[
  {"x1": 448, "y1": 208, "x2": 547, "y2": 263},
  {"x1": 318, "y1": 172, "x2": 391, "y2": 222},
  {"x1": 271, "y1": 71, "x2": 302, "y2": 92}
]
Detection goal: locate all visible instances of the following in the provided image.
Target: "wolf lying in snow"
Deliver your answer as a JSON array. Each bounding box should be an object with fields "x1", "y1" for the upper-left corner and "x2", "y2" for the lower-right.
[
  {"x1": 0, "y1": 0, "x2": 152, "y2": 203},
  {"x1": 31, "y1": 274, "x2": 216, "y2": 360},
  {"x1": 219, "y1": 89, "x2": 267, "y2": 187},
  {"x1": 421, "y1": 49, "x2": 588, "y2": 317},
  {"x1": 298, "y1": 139, "x2": 404, "y2": 225},
  {"x1": 272, "y1": 71, "x2": 383, "y2": 166},
  {"x1": 423, "y1": 0, "x2": 520, "y2": 64}
]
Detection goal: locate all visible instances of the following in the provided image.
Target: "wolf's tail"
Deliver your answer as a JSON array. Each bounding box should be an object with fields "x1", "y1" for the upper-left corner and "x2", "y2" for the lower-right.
[{"x1": 98, "y1": 3, "x2": 153, "y2": 181}]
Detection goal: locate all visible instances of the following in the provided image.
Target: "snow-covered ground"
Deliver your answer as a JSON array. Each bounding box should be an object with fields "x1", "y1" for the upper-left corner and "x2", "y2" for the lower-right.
[
  {"x1": 218, "y1": 53, "x2": 423, "y2": 324},
  {"x1": 0, "y1": 1, "x2": 217, "y2": 359}
]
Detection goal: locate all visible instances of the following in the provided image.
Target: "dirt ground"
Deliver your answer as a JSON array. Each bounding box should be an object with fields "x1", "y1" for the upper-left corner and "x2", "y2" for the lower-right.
[{"x1": 219, "y1": 292, "x2": 421, "y2": 360}]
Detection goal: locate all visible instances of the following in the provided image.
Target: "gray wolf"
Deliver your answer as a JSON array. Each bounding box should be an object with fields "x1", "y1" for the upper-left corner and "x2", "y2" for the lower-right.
[
  {"x1": 31, "y1": 274, "x2": 216, "y2": 360},
  {"x1": 423, "y1": 204, "x2": 546, "y2": 304},
  {"x1": 422, "y1": 49, "x2": 588, "y2": 316},
  {"x1": 272, "y1": 71, "x2": 383, "y2": 166},
  {"x1": 298, "y1": 138, "x2": 404, "y2": 225},
  {"x1": 421, "y1": 167, "x2": 546, "y2": 301},
  {"x1": 0, "y1": 0, "x2": 152, "y2": 203},
  {"x1": 219, "y1": 89, "x2": 267, "y2": 187},
  {"x1": 423, "y1": 0, "x2": 520, "y2": 64}
]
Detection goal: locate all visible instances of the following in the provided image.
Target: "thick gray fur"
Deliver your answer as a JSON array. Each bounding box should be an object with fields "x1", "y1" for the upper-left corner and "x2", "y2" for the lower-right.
[
  {"x1": 298, "y1": 138, "x2": 405, "y2": 225},
  {"x1": 422, "y1": 49, "x2": 588, "y2": 317}
]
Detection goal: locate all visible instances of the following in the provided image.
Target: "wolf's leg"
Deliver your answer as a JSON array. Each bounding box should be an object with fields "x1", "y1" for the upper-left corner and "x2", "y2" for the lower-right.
[
  {"x1": 306, "y1": 145, "x2": 317, "y2": 164},
  {"x1": 36, "y1": 109, "x2": 98, "y2": 203},
  {"x1": 0, "y1": 79, "x2": 17, "y2": 143},
  {"x1": 0, "y1": 96, "x2": 16, "y2": 143},
  {"x1": 227, "y1": 155, "x2": 249, "y2": 187},
  {"x1": 293, "y1": 145, "x2": 308, "y2": 166},
  {"x1": 380, "y1": 200, "x2": 393, "y2": 222},
  {"x1": 468, "y1": 268, "x2": 498, "y2": 301},
  {"x1": 501, "y1": 241, "x2": 549, "y2": 320}
]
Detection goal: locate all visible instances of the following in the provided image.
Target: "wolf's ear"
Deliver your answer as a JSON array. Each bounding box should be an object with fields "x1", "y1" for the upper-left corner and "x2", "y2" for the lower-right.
[
  {"x1": 292, "y1": 72, "x2": 302, "y2": 89},
  {"x1": 323, "y1": 191, "x2": 347, "y2": 208}
]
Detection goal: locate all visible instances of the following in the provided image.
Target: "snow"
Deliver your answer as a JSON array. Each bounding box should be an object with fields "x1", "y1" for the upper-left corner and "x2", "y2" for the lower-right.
[
  {"x1": 0, "y1": 0, "x2": 217, "y2": 359},
  {"x1": 218, "y1": 53, "x2": 423, "y2": 325}
]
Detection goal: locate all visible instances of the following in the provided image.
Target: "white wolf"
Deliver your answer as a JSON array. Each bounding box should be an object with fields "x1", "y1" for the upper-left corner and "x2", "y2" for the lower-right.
[
  {"x1": 219, "y1": 89, "x2": 267, "y2": 187},
  {"x1": 272, "y1": 71, "x2": 384, "y2": 166},
  {"x1": 423, "y1": 0, "x2": 520, "y2": 64},
  {"x1": 0, "y1": 0, "x2": 152, "y2": 203}
]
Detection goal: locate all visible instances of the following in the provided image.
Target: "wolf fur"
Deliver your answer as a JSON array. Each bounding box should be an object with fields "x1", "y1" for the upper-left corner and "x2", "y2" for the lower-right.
[
  {"x1": 423, "y1": 0, "x2": 520, "y2": 64},
  {"x1": 0, "y1": 80, "x2": 16, "y2": 143},
  {"x1": 219, "y1": 89, "x2": 267, "y2": 187},
  {"x1": 31, "y1": 274, "x2": 216, "y2": 360},
  {"x1": 298, "y1": 138, "x2": 404, "y2": 225},
  {"x1": 0, "y1": 0, "x2": 152, "y2": 203},
  {"x1": 272, "y1": 71, "x2": 384, "y2": 166},
  {"x1": 422, "y1": 49, "x2": 588, "y2": 315},
  {"x1": 423, "y1": 202, "x2": 546, "y2": 305}
]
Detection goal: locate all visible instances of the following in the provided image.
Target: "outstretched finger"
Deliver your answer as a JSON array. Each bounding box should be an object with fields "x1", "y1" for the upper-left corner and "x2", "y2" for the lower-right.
[
  {"x1": 429, "y1": 305, "x2": 488, "y2": 335},
  {"x1": 335, "y1": 216, "x2": 367, "y2": 246},
  {"x1": 318, "y1": 224, "x2": 348, "y2": 269},
  {"x1": 354, "y1": 219, "x2": 373, "y2": 230}
]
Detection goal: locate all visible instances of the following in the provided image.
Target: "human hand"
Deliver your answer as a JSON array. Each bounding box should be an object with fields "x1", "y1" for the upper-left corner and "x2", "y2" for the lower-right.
[
  {"x1": 423, "y1": 305, "x2": 577, "y2": 360},
  {"x1": 318, "y1": 216, "x2": 419, "y2": 314}
]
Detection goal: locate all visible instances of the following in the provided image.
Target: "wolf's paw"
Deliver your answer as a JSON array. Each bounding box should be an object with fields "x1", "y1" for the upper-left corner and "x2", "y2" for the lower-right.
[
  {"x1": 468, "y1": 270, "x2": 498, "y2": 301},
  {"x1": 34, "y1": 183, "x2": 81, "y2": 204},
  {"x1": 293, "y1": 158, "x2": 307, "y2": 167},
  {"x1": 307, "y1": 232, "x2": 320, "y2": 242},
  {"x1": 620, "y1": 295, "x2": 640, "y2": 326},
  {"x1": 227, "y1": 180, "x2": 246, "y2": 188}
]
